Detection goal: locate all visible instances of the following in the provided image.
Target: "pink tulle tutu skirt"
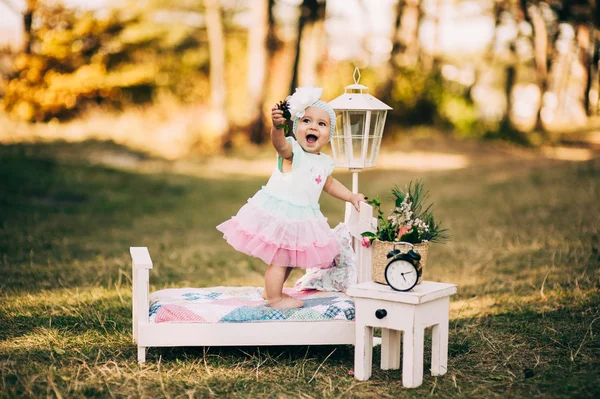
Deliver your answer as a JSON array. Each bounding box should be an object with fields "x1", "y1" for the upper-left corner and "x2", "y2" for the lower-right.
[{"x1": 216, "y1": 188, "x2": 338, "y2": 269}]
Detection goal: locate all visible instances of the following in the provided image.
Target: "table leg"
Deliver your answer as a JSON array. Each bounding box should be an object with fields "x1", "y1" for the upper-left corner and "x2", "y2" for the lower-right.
[
  {"x1": 381, "y1": 329, "x2": 401, "y2": 370},
  {"x1": 354, "y1": 325, "x2": 373, "y2": 381},
  {"x1": 137, "y1": 346, "x2": 147, "y2": 363},
  {"x1": 402, "y1": 327, "x2": 424, "y2": 388},
  {"x1": 431, "y1": 316, "x2": 449, "y2": 376}
]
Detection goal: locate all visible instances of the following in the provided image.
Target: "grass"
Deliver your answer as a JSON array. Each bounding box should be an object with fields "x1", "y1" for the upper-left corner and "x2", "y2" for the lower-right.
[{"x1": 0, "y1": 136, "x2": 599, "y2": 398}]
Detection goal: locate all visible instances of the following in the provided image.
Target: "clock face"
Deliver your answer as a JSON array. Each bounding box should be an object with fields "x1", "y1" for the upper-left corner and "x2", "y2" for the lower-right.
[{"x1": 385, "y1": 259, "x2": 418, "y2": 291}]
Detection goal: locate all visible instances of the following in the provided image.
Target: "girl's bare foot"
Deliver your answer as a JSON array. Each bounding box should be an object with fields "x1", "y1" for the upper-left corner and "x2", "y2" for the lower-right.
[{"x1": 268, "y1": 296, "x2": 303, "y2": 309}]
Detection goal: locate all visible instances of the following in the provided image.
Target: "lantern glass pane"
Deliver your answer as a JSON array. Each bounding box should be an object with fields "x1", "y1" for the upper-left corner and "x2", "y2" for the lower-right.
[
  {"x1": 330, "y1": 111, "x2": 346, "y2": 166},
  {"x1": 330, "y1": 108, "x2": 388, "y2": 169},
  {"x1": 348, "y1": 111, "x2": 366, "y2": 168},
  {"x1": 368, "y1": 111, "x2": 386, "y2": 166},
  {"x1": 363, "y1": 111, "x2": 376, "y2": 168}
]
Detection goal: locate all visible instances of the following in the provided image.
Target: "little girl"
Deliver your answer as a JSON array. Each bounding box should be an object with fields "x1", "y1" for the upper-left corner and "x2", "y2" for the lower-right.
[{"x1": 217, "y1": 87, "x2": 365, "y2": 308}]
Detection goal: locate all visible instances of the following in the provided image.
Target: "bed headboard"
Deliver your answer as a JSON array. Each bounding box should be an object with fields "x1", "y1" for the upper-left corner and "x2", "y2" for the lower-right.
[{"x1": 344, "y1": 202, "x2": 376, "y2": 283}]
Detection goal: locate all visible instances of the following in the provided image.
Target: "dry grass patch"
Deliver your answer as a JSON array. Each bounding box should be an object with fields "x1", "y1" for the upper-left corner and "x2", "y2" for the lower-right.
[{"x1": 0, "y1": 138, "x2": 598, "y2": 398}]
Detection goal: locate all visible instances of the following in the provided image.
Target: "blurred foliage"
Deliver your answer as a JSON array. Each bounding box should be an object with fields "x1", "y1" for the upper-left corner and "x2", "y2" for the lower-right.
[
  {"x1": 382, "y1": 65, "x2": 532, "y2": 145},
  {"x1": 1, "y1": 1, "x2": 212, "y2": 122},
  {"x1": 384, "y1": 67, "x2": 479, "y2": 137},
  {"x1": 0, "y1": 0, "x2": 591, "y2": 148},
  {"x1": 387, "y1": 67, "x2": 443, "y2": 127}
]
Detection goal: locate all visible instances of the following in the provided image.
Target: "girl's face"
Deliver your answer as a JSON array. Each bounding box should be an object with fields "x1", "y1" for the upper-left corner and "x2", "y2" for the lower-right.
[{"x1": 295, "y1": 106, "x2": 330, "y2": 154}]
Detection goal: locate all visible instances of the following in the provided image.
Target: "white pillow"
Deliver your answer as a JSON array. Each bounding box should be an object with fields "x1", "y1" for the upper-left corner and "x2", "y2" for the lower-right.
[{"x1": 294, "y1": 223, "x2": 356, "y2": 292}]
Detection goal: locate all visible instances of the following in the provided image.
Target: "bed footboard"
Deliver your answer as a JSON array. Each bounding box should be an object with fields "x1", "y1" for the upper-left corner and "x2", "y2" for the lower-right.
[{"x1": 130, "y1": 247, "x2": 152, "y2": 362}]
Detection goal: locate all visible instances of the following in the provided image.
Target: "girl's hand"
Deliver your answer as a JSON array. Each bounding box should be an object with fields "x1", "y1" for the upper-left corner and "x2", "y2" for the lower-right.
[
  {"x1": 348, "y1": 193, "x2": 366, "y2": 211},
  {"x1": 272, "y1": 105, "x2": 286, "y2": 130}
]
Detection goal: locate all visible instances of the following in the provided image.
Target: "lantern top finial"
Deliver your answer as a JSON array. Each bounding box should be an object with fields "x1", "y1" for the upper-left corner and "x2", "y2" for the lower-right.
[
  {"x1": 345, "y1": 67, "x2": 369, "y2": 93},
  {"x1": 329, "y1": 67, "x2": 392, "y2": 111},
  {"x1": 353, "y1": 67, "x2": 361, "y2": 85}
]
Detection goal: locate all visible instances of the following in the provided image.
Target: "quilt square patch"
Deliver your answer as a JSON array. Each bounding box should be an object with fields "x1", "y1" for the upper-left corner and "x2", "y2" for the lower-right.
[{"x1": 148, "y1": 286, "x2": 355, "y2": 324}]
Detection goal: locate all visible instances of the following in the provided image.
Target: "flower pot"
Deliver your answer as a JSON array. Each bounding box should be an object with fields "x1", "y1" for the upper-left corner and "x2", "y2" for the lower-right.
[{"x1": 372, "y1": 239, "x2": 428, "y2": 286}]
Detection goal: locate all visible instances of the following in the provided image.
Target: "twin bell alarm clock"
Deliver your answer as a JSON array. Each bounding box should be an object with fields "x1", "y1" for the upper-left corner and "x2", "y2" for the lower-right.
[{"x1": 384, "y1": 242, "x2": 423, "y2": 292}]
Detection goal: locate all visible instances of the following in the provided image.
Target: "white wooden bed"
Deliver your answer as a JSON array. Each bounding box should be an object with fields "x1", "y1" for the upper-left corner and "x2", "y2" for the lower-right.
[{"x1": 130, "y1": 202, "x2": 375, "y2": 363}]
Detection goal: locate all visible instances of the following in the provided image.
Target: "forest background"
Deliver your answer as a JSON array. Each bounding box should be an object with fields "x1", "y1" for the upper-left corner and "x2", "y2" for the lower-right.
[
  {"x1": 1, "y1": 0, "x2": 599, "y2": 158},
  {"x1": 1, "y1": 1, "x2": 599, "y2": 398}
]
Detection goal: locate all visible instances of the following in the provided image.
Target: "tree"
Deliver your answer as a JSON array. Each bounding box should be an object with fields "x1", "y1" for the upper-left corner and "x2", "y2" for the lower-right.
[
  {"x1": 247, "y1": 0, "x2": 269, "y2": 144},
  {"x1": 22, "y1": 0, "x2": 36, "y2": 54},
  {"x1": 546, "y1": 0, "x2": 594, "y2": 123},
  {"x1": 381, "y1": 0, "x2": 406, "y2": 103},
  {"x1": 289, "y1": 0, "x2": 326, "y2": 94},
  {"x1": 2, "y1": 2, "x2": 164, "y2": 121},
  {"x1": 205, "y1": 0, "x2": 229, "y2": 138},
  {"x1": 517, "y1": 0, "x2": 547, "y2": 129}
]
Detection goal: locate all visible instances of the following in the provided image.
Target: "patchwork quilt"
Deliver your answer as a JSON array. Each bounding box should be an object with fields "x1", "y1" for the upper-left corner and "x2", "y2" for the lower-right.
[{"x1": 149, "y1": 286, "x2": 356, "y2": 323}]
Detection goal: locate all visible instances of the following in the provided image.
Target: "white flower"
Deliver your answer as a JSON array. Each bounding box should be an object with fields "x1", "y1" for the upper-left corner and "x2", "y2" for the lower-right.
[
  {"x1": 286, "y1": 86, "x2": 323, "y2": 120},
  {"x1": 413, "y1": 218, "x2": 429, "y2": 235}
]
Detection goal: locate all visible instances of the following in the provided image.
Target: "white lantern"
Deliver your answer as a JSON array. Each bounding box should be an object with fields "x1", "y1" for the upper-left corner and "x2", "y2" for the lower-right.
[{"x1": 329, "y1": 68, "x2": 392, "y2": 192}]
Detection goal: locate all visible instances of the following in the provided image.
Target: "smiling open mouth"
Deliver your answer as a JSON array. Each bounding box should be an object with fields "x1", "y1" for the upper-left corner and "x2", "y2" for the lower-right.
[{"x1": 306, "y1": 134, "x2": 318, "y2": 143}]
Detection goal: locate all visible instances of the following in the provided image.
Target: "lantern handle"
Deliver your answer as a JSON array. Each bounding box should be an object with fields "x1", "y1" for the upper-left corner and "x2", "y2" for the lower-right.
[
  {"x1": 353, "y1": 67, "x2": 361, "y2": 85},
  {"x1": 344, "y1": 67, "x2": 368, "y2": 92}
]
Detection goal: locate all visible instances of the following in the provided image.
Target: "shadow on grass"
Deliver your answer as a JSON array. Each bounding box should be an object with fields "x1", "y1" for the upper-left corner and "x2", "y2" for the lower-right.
[
  {"x1": 1, "y1": 291, "x2": 598, "y2": 398},
  {"x1": 0, "y1": 141, "x2": 270, "y2": 292},
  {"x1": 0, "y1": 290, "x2": 131, "y2": 342}
]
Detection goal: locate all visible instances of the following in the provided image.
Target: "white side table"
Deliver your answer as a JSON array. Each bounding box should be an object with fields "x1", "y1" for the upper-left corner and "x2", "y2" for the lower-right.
[{"x1": 347, "y1": 281, "x2": 457, "y2": 388}]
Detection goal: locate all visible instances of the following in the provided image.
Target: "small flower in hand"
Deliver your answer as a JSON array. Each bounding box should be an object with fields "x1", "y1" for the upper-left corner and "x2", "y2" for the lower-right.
[
  {"x1": 361, "y1": 236, "x2": 371, "y2": 248},
  {"x1": 275, "y1": 87, "x2": 323, "y2": 137},
  {"x1": 275, "y1": 100, "x2": 292, "y2": 136},
  {"x1": 277, "y1": 100, "x2": 291, "y2": 120}
]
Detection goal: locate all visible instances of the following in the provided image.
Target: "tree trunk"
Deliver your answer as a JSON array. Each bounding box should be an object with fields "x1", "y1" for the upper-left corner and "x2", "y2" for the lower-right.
[
  {"x1": 267, "y1": 0, "x2": 281, "y2": 52},
  {"x1": 401, "y1": 0, "x2": 421, "y2": 67},
  {"x1": 247, "y1": 0, "x2": 269, "y2": 144},
  {"x1": 205, "y1": 0, "x2": 229, "y2": 138},
  {"x1": 591, "y1": 1, "x2": 600, "y2": 115},
  {"x1": 381, "y1": 0, "x2": 405, "y2": 102},
  {"x1": 298, "y1": 18, "x2": 325, "y2": 87},
  {"x1": 518, "y1": 1, "x2": 547, "y2": 129},
  {"x1": 289, "y1": 0, "x2": 322, "y2": 94},
  {"x1": 483, "y1": 1, "x2": 511, "y2": 121},
  {"x1": 23, "y1": 0, "x2": 36, "y2": 54},
  {"x1": 577, "y1": 24, "x2": 592, "y2": 115},
  {"x1": 594, "y1": 2, "x2": 600, "y2": 114},
  {"x1": 422, "y1": 0, "x2": 440, "y2": 71},
  {"x1": 505, "y1": 58, "x2": 516, "y2": 124},
  {"x1": 527, "y1": 4, "x2": 548, "y2": 92}
]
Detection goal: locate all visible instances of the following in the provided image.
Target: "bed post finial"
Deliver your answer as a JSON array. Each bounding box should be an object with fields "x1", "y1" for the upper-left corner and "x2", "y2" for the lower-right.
[{"x1": 130, "y1": 247, "x2": 152, "y2": 355}]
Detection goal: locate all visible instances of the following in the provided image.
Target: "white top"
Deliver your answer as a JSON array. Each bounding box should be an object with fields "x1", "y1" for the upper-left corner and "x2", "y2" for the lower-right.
[
  {"x1": 346, "y1": 281, "x2": 457, "y2": 305},
  {"x1": 264, "y1": 137, "x2": 336, "y2": 206}
]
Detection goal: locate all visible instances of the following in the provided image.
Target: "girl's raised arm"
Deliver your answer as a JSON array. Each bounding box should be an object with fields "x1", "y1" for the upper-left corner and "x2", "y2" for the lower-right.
[{"x1": 271, "y1": 105, "x2": 293, "y2": 160}]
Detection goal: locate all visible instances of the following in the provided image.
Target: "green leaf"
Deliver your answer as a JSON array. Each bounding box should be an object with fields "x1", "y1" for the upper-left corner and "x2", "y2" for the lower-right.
[{"x1": 367, "y1": 196, "x2": 381, "y2": 207}]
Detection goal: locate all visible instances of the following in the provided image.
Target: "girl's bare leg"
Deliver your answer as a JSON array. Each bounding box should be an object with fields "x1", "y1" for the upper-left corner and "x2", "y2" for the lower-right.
[
  {"x1": 262, "y1": 266, "x2": 295, "y2": 300},
  {"x1": 264, "y1": 264, "x2": 303, "y2": 308}
]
